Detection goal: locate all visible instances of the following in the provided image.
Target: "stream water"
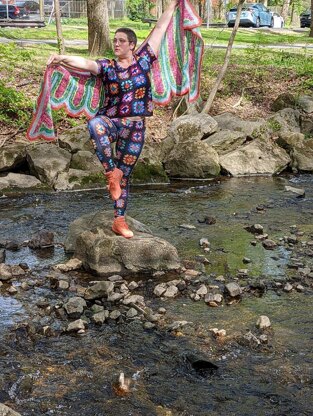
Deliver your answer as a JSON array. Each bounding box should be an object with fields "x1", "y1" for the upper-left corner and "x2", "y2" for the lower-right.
[{"x1": 0, "y1": 174, "x2": 312, "y2": 416}]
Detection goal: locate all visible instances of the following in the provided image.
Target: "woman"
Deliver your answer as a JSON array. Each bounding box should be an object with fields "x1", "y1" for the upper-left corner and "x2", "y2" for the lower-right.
[{"x1": 47, "y1": 0, "x2": 178, "y2": 239}]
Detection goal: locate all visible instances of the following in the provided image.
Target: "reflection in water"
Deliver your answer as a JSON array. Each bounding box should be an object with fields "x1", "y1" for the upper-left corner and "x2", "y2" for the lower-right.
[{"x1": 0, "y1": 175, "x2": 312, "y2": 415}]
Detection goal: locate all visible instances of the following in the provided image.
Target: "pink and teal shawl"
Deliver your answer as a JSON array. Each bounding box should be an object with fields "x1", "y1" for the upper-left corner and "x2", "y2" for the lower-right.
[{"x1": 27, "y1": 0, "x2": 203, "y2": 141}]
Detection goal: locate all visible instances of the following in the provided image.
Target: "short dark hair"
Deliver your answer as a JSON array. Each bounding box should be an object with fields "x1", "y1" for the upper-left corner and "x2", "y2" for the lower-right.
[{"x1": 115, "y1": 28, "x2": 137, "y2": 50}]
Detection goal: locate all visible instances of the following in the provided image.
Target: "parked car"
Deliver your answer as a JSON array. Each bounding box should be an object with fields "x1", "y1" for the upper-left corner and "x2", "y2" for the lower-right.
[
  {"x1": 13, "y1": 1, "x2": 39, "y2": 18},
  {"x1": 227, "y1": 3, "x2": 273, "y2": 28},
  {"x1": 0, "y1": 4, "x2": 20, "y2": 19},
  {"x1": 300, "y1": 9, "x2": 311, "y2": 28},
  {"x1": 270, "y1": 11, "x2": 284, "y2": 28}
]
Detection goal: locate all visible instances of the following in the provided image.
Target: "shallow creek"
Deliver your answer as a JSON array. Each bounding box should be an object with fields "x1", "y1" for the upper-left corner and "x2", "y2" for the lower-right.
[{"x1": 0, "y1": 175, "x2": 312, "y2": 416}]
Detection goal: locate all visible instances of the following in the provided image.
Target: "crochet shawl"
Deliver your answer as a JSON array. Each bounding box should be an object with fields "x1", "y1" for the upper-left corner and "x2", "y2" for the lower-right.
[{"x1": 27, "y1": 0, "x2": 203, "y2": 141}]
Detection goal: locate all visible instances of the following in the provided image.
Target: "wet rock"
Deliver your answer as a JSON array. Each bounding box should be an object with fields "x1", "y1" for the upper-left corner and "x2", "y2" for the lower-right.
[
  {"x1": 225, "y1": 282, "x2": 242, "y2": 297},
  {"x1": 66, "y1": 319, "x2": 86, "y2": 333},
  {"x1": 84, "y1": 281, "x2": 114, "y2": 300},
  {"x1": 0, "y1": 249, "x2": 6, "y2": 263},
  {"x1": 54, "y1": 169, "x2": 105, "y2": 191},
  {"x1": 196, "y1": 284, "x2": 208, "y2": 297},
  {"x1": 262, "y1": 239, "x2": 277, "y2": 250},
  {"x1": 243, "y1": 257, "x2": 251, "y2": 264},
  {"x1": 109, "y1": 310, "x2": 121, "y2": 320},
  {"x1": 154, "y1": 283, "x2": 167, "y2": 297},
  {"x1": 10, "y1": 265, "x2": 25, "y2": 277},
  {"x1": 54, "y1": 258, "x2": 82, "y2": 272},
  {"x1": 58, "y1": 125, "x2": 92, "y2": 153},
  {"x1": 90, "y1": 304, "x2": 104, "y2": 314},
  {"x1": 0, "y1": 264, "x2": 13, "y2": 281},
  {"x1": 143, "y1": 321, "x2": 155, "y2": 329},
  {"x1": 244, "y1": 224, "x2": 264, "y2": 234},
  {"x1": 91, "y1": 311, "x2": 108, "y2": 325},
  {"x1": 203, "y1": 129, "x2": 247, "y2": 155},
  {"x1": 256, "y1": 315, "x2": 271, "y2": 329},
  {"x1": 163, "y1": 285, "x2": 179, "y2": 298},
  {"x1": 108, "y1": 274, "x2": 124, "y2": 282},
  {"x1": 243, "y1": 331, "x2": 260, "y2": 346},
  {"x1": 66, "y1": 211, "x2": 180, "y2": 276},
  {"x1": 158, "y1": 307, "x2": 167, "y2": 314},
  {"x1": 126, "y1": 307, "x2": 138, "y2": 318},
  {"x1": 7, "y1": 285, "x2": 18, "y2": 295},
  {"x1": 64, "y1": 297, "x2": 87, "y2": 319},
  {"x1": 28, "y1": 229, "x2": 54, "y2": 249},
  {"x1": 204, "y1": 293, "x2": 223, "y2": 306},
  {"x1": 128, "y1": 281, "x2": 139, "y2": 291},
  {"x1": 123, "y1": 295, "x2": 145, "y2": 306},
  {"x1": 58, "y1": 280, "x2": 70, "y2": 290},
  {"x1": 198, "y1": 216, "x2": 216, "y2": 225},
  {"x1": 179, "y1": 224, "x2": 196, "y2": 230},
  {"x1": 285, "y1": 186, "x2": 305, "y2": 197},
  {"x1": 283, "y1": 283, "x2": 293, "y2": 292},
  {"x1": 107, "y1": 292, "x2": 125, "y2": 302},
  {"x1": 167, "y1": 321, "x2": 191, "y2": 331},
  {"x1": 0, "y1": 173, "x2": 42, "y2": 191},
  {"x1": 0, "y1": 403, "x2": 22, "y2": 415},
  {"x1": 296, "y1": 284, "x2": 305, "y2": 292},
  {"x1": 259, "y1": 334, "x2": 268, "y2": 344},
  {"x1": 4, "y1": 241, "x2": 19, "y2": 251},
  {"x1": 287, "y1": 236, "x2": 298, "y2": 244}
]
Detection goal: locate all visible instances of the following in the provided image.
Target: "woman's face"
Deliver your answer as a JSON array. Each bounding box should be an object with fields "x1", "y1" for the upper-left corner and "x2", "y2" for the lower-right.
[{"x1": 113, "y1": 32, "x2": 134, "y2": 58}]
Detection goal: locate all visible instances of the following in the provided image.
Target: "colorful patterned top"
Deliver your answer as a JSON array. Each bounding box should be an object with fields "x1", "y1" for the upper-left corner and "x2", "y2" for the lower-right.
[{"x1": 96, "y1": 43, "x2": 157, "y2": 118}]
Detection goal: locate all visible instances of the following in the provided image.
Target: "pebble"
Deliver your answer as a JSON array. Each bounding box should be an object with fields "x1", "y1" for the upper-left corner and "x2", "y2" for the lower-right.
[
  {"x1": 143, "y1": 321, "x2": 155, "y2": 330},
  {"x1": 250, "y1": 240, "x2": 257, "y2": 246},
  {"x1": 283, "y1": 283, "x2": 293, "y2": 292},
  {"x1": 128, "y1": 281, "x2": 139, "y2": 291},
  {"x1": 109, "y1": 310, "x2": 121, "y2": 320},
  {"x1": 259, "y1": 334, "x2": 268, "y2": 343},
  {"x1": 244, "y1": 224, "x2": 264, "y2": 235},
  {"x1": 296, "y1": 284, "x2": 305, "y2": 292},
  {"x1": 7, "y1": 285, "x2": 18, "y2": 295},
  {"x1": 262, "y1": 239, "x2": 277, "y2": 250},
  {"x1": 179, "y1": 224, "x2": 196, "y2": 230},
  {"x1": 215, "y1": 275, "x2": 225, "y2": 282},
  {"x1": 92, "y1": 311, "x2": 107, "y2": 325},
  {"x1": 196, "y1": 284, "x2": 208, "y2": 296},
  {"x1": 58, "y1": 280, "x2": 70, "y2": 290},
  {"x1": 67, "y1": 319, "x2": 85, "y2": 332},
  {"x1": 153, "y1": 283, "x2": 167, "y2": 297},
  {"x1": 199, "y1": 238, "x2": 210, "y2": 248},
  {"x1": 126, "y1": 308, "x2": 138, "y2": 318},
  {"x1": 242, "y1": 257, "x2": 251, "y2": 264},
  {"x1": 107, "y1": 292, "x2": 125, "y2": 302},
  {"x1": 108, "y1": 275, "x2": 124, "y2": 282},
  {"x1": 163, "y1": 285, "x2": 178, "y2": 298},
  {"x1": 158, "y1": 307, "x2": 167, "y2": 314},
  {"x1": 225, "y1": 282, "x2": 242, "y2": 297},
  {"x1": 256, "y1": 315, "x2": 271, "y2": 329}
]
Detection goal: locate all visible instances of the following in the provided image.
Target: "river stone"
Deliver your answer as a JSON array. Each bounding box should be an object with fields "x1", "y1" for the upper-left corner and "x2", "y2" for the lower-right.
[
  {"x1": 203, "y1": 129, "x2": 247, "y2": 155},
  {"x1": 292, "y1": 139, "x2": 313, "y2": 172},
  {"x1": 133, "y1": 140, "x2": 169, "y2": 184},
  {"x1": 297, "y1": 95, "x2": 313, "y2": 113},
  {"x1": 163, "y1": 285, "x2": 178, "y2": 298},
  {"x1": 28, "y1": 229, "x2": 54, "y2": 249},
  {"x1": 0, "y1": 143, "x2": 27, "y2": 172},
  {"x1": 66, "y1": 319, "x2": 86, "y2": 332},
  {"x1": 262, "y1": 239, "x2": 277, "y2": 250},
  {"x1": 70, "y1": 150, "x2": 102, "y2": 173},
  {"x1": 27, "y1": 143, "x2": 71, "y2": 186},
  {"x1": 214, "y1": 113, "x2": 265, "y2": 137},
  {"x1": 0, "y1": 264, "x2": 13, "y2": 281},
  {"x1": 84, "y1": 281, "x2": 114, "y2": 300},
  {"x1": 91, "y1": 311, "x2": 108, "y2": 324},
  {"x1": 219, "y1": 137, "x2": 290, "y2": 176},
  {"x1": 285, "y1": 186, "x2": 305, "y2": 197},
  {"x1": 283, "y1": 283, "x2": 293, "y2": 292},
  {"x1": 164, "y1": 140, "x2": 220, "y2": 178},
  {"x1": 154, "y1": 283, "x2": 167, "y2": 297},
  {"x1": 53, "y1": 168, "x2": 106, "y2": 191},
  {"x1": 300, "y1": 113, "x2": 313, "y2": 135},
  {"x1": 256, "y1": 315, "x2": 271, "y2": 329},
  {"x1": 58, "y1": 125, "x2": 92, "y2": 153},
  {"x1": 0, "y1": 403, "x2": 22, "y2": 416},
  {"x1": 0, "y1": 173, "x2": 43, "y2": 190},
  {"x1": 54, "y1": 258, "x2": 83, "y2": 272},
  {"x1": 66, "y1": 211, "x2": 180, "y2": 276},
  {"x1": 0, "y1": 249, "x2": 5, "y2": 263},
  {"x1": 225, "y1": 282, "x2": 242, "y2": 297},
  {"x1": 244, "y1": 224, "x2": 264, "y2": 235},
  {"x1": 64, "y1": 297, "x2": 87, "y2": 318}
]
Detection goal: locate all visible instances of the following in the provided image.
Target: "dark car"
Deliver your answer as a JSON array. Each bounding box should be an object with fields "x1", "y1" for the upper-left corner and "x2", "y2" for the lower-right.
[
  {"x1": 227, "y1": 3, "x2": 273, "y2": 28},
  {"x1": 300, "y1": 9, "x2": 311, "y2": 28},
  {"x1": 15, "y1": 1, "x2": 40, "y2": 16},
  {"x1": 0, "y1": 4, "x2": 20, "y2": 19}
]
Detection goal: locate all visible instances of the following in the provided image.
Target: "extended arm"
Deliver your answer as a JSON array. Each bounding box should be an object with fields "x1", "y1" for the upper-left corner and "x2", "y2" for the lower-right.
[
  {"x1": 46, "y1": 54, "x2": 99, "y2": 76},
  {"x1": 148, "y1": 0, "x2": 179, "y2": 55}
]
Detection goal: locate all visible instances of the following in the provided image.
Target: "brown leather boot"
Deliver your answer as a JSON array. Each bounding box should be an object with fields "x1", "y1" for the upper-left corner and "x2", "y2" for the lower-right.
[
  {"x1": 105, "y1": 167, "x2": 123, "y2": 201},
  {"x1": 112, "y1": 216, "x2": 134, "y2": 239}
]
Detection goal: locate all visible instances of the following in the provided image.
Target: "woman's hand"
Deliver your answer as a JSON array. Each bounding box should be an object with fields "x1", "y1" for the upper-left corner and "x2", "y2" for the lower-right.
[{"x1": 47, "y1": 54, "x2": 64, "y2": 66}]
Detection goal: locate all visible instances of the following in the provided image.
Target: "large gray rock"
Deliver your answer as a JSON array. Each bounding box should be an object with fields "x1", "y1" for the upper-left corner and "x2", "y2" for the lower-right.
[
  {"x1": 300, "y1": 114, "x2": 313, "y2": 135},
  {"x1": 70, "y1": 150, "x2": 103, "y2": 173},
  {"x1": 27, "y1": 143, "x2": 71, "y2": 186},
  {"x1": 58, "y1": 125, "x2": 93, "y2": 153},
  {"x1": 0, "y1": 144, "x2": 27, "y2": 172},
  {"x1": 214, "y1": 113, "x2": 265, "y2": 137},
  {"x1": 84, "y1": 281, "x2": 114, "y2": 300},
  {"x1": 65, "y1": 211, "x2": 180, "y2": 276},
  {"x1": 64, "y1": 296, "x2": 87, "y2": 318},
  {"x1": 133, "y1": 140, "x2": 169, "y2": 184},
  {"x1": 53, "y1": 168, "x2": 106, "y2": 191},
  {"x1": 164, "y1": 140, "x2": 220, "y2": 178},
  {"x1": 292, "y1": 139, "x2": 313, "y2": 172},
  {"x1": 0, "y1": 173, "x2": 42, "y2": 190},
  {"x1": 203, "y1": 130, "x2": 247, "y2": 155},
  {"x1": 297, "y1": 95, "x2": 313, "y2": 114},
  {"x1": 162, "y1": 113, "x2": 218, "y2": 157},
  {"x1": 266, "y1": 108, "x2": 301, "y2": 134},
  {"x1": 219, "y1": 138, "x2": 290, "y2": 176},
  {"x1": 0, "y1": 403, "x2": 21, "y2": 416}
]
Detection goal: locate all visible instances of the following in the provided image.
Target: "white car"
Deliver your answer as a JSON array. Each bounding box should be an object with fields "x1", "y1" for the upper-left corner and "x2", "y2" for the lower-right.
[{"x1": 271, "y1": 12, "x2": 284, "y2": 28}]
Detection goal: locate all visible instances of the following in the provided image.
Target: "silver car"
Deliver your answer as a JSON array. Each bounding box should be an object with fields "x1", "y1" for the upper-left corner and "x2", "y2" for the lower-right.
[{"x1": 227, "y1": 3, "x2": 273, "y2": 28}]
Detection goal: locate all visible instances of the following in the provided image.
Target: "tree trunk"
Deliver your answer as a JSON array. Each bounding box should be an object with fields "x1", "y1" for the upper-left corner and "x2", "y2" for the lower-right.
[
  {"x1": 54, "y1": 0, "x2": 65, "y2": 54},
  {"x1": 202, "y1": 0, "x2": 245, "y2": 114},
  {"x1": 281, "y1": 0, "x2": 290, "y2": 22},
  {"x1": 87, "y1": 0, "x2": 111, "y2": 56},
  {"x1": 310, "y1": 0, "x2": 313, "y2": 37}
]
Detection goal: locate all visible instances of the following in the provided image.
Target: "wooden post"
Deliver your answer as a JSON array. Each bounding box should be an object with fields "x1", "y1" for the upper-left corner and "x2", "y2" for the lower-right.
[
  {"x1": 39, "y1": 0, "x2": 44, "y2": 20},
  {"x1": 54, "y1": 0, "x2": 65, "y2": 54}
]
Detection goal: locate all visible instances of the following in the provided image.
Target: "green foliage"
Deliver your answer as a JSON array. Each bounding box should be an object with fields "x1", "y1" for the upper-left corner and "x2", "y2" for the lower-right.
[
  {"x1": 0, "y1": 42, "x2": 34, "y2": 71},
  {"x1": 126, "y1": 0, "x2": 154, "y2": 21},
  {"x1": 0, "y1": 80, "x2": 32, "y2": 127}
]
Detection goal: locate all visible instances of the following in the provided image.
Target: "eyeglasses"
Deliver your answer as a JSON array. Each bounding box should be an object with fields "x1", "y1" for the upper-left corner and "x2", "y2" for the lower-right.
[{"x1": 112, "y1": 38, "x2": 129, "y2": 45}]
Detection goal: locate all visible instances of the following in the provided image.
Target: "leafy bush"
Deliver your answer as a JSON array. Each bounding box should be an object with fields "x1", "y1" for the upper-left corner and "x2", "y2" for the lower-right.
[
  {"x1": 0, "y1": 80, "x2": 32, "y2": 127},
  {"x1": 126, "y1": 0, "x2": 154, "y2": 21}
]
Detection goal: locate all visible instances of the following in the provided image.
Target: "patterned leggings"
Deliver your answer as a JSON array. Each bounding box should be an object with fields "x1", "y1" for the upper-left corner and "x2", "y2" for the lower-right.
[{"x1": 88, "y1": 116, "x2": 146, "y2": 217}]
